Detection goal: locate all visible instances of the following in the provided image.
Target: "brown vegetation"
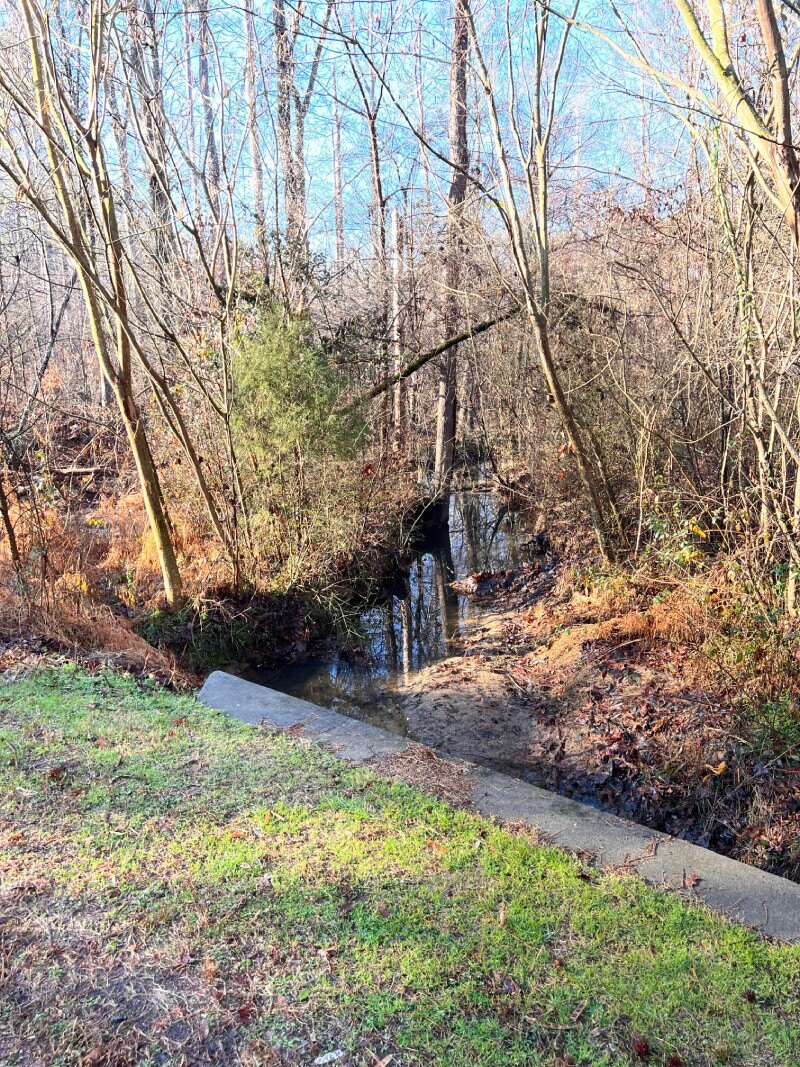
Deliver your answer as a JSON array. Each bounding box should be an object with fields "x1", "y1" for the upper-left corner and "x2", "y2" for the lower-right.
[
  {"x1": 394, "y1": 561, "x2": 800, "y2": 879},
  {"x1": 0, "y1": 2, "x2": 799, "y2": 876}
]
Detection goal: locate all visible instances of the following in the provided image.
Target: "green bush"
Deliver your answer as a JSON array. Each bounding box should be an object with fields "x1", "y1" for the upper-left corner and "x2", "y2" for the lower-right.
[
  {"x1": 229, "y1": 306, "x2": 398, "y2": 593},
  {"x1": 233, "y1": 307, "x2": 361, "y2": 462}
]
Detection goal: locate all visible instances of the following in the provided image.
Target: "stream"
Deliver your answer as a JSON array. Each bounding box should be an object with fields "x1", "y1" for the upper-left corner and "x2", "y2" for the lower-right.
[{"x1": 240, "y1": 488, "x2": 540, "y2": 734}]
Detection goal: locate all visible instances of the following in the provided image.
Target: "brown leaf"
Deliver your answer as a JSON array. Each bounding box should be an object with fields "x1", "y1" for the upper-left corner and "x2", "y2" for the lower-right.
[
  {"x1": 496, "y1": 972, "x2": 519, "y2": 996},
  {"x1": 702, "y1": 760, "x2": 727, "y2": 779}
]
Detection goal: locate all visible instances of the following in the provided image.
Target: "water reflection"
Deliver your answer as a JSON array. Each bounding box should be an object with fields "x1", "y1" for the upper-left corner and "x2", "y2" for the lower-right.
[{"x1": 241, "y1": 490, "x2": 538, "y2": 727}]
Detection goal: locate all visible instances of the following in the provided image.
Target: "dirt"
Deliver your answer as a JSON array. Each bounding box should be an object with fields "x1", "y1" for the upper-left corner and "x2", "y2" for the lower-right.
[
  {"x1": 368, "y1": 744, "x2": 475, "y2": 808},
  {"x1": 0, "y1": 631, "x2": 196, "y2": 691},
  {"x1": 391, "y1": 562, "x2": 800, "y2": 881}
]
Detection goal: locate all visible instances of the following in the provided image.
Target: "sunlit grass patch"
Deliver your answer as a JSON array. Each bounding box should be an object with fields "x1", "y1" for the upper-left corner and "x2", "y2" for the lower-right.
[{"x1": 1, "y1": 666, "x2": 799, "y2": 1066}]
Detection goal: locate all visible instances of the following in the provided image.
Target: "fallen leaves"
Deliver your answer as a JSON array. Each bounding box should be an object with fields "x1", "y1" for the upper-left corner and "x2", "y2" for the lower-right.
[
  {"x1": 46, "y1": 760, "x2": 79, "y2": 784},
  {"x1": 703, "y1": 760, "x2": 727, "y2": 778},
  {"x1": 0, "y1": 877, "x2": 50, "y2": 901}
]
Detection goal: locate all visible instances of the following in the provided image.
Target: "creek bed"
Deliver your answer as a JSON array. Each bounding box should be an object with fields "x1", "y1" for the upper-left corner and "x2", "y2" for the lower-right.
[{"x1": 238, "y1": 488, "x2": 540, "y2": 734}]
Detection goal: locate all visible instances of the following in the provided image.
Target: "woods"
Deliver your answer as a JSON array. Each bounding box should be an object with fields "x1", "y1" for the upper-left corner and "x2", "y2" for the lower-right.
[
  {"x1": 2, "y1": 0, "x2": 800, "y2": 694},
  {"x1": 6, "y1": 5, "x2": 800, "y2": 1063}
]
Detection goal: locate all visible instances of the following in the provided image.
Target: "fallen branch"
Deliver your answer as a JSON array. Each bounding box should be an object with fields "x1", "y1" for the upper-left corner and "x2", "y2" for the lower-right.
[
  {"x1": 341, "y1": 306, "x2": 520, "y2": 411},
  {"x1": 50, "y1": 466, "x2": 115, "y2": 478}
]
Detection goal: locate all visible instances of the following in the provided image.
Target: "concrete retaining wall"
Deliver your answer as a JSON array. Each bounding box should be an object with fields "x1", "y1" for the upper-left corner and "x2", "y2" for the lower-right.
[{"x1": 198, "y1": 671, "x2": 800, "y2": 942}]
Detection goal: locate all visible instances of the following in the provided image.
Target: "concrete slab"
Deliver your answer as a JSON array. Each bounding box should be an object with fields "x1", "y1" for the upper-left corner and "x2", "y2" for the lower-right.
[
  {"x1": 199, "y1": 670, "x2": 410, "y2": 762},
  {"x1": 198, "y1": 670, "x2": 800, "y2": 942}
]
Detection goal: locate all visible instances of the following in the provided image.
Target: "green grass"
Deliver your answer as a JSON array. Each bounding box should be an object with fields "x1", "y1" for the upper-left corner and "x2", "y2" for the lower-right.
[{"x1": 1, "y1": 668, "x2": 798, "y2": 1066}]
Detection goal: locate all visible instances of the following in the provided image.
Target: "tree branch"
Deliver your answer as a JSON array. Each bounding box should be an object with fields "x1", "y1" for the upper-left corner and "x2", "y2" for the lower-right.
[{"x1": 341, "y1": 308, "x2": 520, "y2": 412}]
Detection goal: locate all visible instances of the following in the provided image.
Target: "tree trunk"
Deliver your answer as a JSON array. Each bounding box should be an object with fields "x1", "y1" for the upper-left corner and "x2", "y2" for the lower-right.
[
  {"x1": 433, "y1": 0, "x2": 469, "y2": 504},
  {"x1": 128, "y1": 0, "x2": 177, "y2": 265},
  {"x1": 244, "y1": 0, "x2": 268, "y2": 277},
  {"x1": 391, "y1": 208, "x2": 406, "y2": 452},
  {"x1": 332, "y1": 69, "x2": 345, "y2": 272},
  {"x1": 0, "y1": 473, "x2": 20, "y2": 570},
  {"x1": 198, "y1": 0, "x2": 222, "y2": 224},
  {"x1": 273, "y1": 0, "x2": 303, "y2": 250},
  {"x1": 182, "y1": 7, "x2": 201, "y2": 219},
  {"x1": 528, "y1": 302, "x2": 616, "y2": 562}
]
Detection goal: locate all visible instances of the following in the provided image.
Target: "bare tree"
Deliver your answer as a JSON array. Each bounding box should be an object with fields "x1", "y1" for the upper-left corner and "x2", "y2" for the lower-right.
[
  {"x1": 433, "y1": 0, "x2": 470, "y2": 503},
  {"x1": 244, "y1": 0, "x2": 269, "y2": 275},
  {"x1": 273, "y1": 0, "x2": 333, "y2": 300},
  {"x1": 0, "y1": 0, "x2": 185, "y2": 603}
]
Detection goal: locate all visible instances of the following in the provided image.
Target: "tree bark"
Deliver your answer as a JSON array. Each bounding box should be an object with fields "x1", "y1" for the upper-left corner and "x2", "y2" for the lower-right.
[
  {"x1": 198, "y1": 0, "x2": 222, "y2": 225},
  {"x1": 391, "y1": 208, "x2": 406, "y2": 451},
  {"x1": 0, "y1": 473, "x2": 20, "y2": 569},
  {"x1": 433, "y1": 0, "x2": 469, "y2": 503},
  {"x1": 273, "y1": 0, "x2": 304, "y2": 250},
  {"x1": 332, "y1": 69, "x2": 345, "y2": 271},
  {"x1": 244, "y1": 0, "x2": 269, "y2": 277}
]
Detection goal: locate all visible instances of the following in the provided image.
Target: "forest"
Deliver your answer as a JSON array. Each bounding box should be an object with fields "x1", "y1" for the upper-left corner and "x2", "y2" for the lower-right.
[
  {"x1": 5, "y1": 0, "x2": 800, "y2": 864},
  {"x1": 4, "y1": 2, "x2": 800, "y2": 1063}
]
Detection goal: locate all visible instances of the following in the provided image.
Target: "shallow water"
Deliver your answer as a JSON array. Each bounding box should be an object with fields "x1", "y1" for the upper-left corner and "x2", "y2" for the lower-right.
[{"x1": 240, "y1": 489, "x2": 539, "y2": 730}]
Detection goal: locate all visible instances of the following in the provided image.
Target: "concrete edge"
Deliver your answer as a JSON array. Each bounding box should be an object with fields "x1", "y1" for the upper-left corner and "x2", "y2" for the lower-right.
[{"x1": 198, "y1": 670, "x2": 800, "y2": 942}]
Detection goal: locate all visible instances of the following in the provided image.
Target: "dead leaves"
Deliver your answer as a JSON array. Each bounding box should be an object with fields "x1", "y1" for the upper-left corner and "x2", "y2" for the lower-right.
[
  {"x1": 0, "y1": 876, "x2": 50, "y2": 901},
  {"x1": 702, "y1": 759, "x2": 727, "y2": 779},
  {"x1": 46, "y1": 759, "x2": 79, "y2": 785}
]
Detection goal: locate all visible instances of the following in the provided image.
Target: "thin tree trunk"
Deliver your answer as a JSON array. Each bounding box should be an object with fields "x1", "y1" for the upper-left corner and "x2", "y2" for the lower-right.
[
  {"x1": 0, "y1": 474, "x2": 20, "y2": 569},
  {"x1": 365, "y1": 109, "x2": 389, "y2": 457},
  {"x1": 198, "y1": 0, "x2": 222, "y2": 223},
  {"x1": 128, "y1": 0, "x2": 176, "y2": 264},
  {"x1": 273, "y1": 0, "x2": 302, "y2": 250},
  {"x1": 182, "y1": 7, "x2": 201, "y2": 219},
  {"x1": 433, "y1": 0, "x2": 469, "y2": 504},
  {"x1": 391, "y1": 208, "x2": 406, "y2": 451},
  {"x1": 244, "y1": 0, "x2": 268, "y2": 277},
  {"x1": 332, "y1": 69, "x2": 345, "y2": 272}
]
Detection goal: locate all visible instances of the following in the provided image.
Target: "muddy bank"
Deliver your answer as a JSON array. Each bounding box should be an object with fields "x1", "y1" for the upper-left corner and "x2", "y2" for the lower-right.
[
  {"x1": 136, "y1": 490, "x2": 446, "y2": 674},
  {"x1": 390, "y1": 566, "x2": 800, "y2": 882},
  {"x1": 240, "y1": 488, "x2": 544, "y2": 711}
]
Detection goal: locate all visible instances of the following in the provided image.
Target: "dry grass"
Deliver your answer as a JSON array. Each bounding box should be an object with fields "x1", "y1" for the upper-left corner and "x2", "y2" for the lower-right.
[{"x1": 369, "y1": 745, "x2": 475, "y2": 808}]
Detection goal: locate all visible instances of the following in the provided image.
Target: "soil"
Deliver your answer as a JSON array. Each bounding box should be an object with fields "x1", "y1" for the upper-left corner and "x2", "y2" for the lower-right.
[{"x1": 392, "y1": 561, "x2": 800, "y2": 881}]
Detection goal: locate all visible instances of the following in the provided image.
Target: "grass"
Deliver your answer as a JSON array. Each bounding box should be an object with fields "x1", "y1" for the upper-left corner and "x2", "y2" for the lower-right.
[{"x1": 0, "y1": 669, "x2": 798, "y2": 1066}]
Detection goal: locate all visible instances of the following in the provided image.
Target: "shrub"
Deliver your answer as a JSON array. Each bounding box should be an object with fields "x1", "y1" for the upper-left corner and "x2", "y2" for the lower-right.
[{"x1": 233, "y1": 307, "x2": 361, "y2": 463}]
